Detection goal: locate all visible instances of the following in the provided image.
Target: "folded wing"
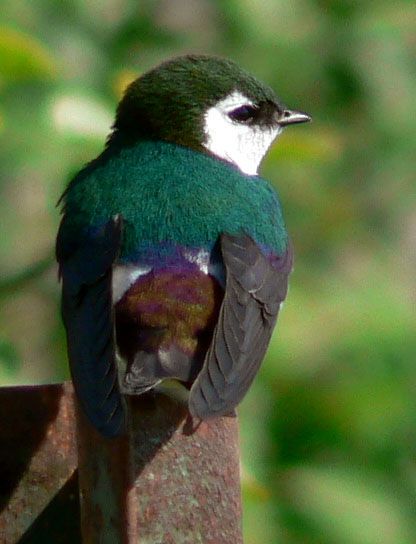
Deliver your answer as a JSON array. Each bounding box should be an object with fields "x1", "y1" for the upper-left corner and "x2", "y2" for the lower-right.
[
  {"x1": 56, "y1": 216, "x2": 124, "y2": 437},
  {"x1": 189, "y1": 232, "x2": 293, "y2": 418}
]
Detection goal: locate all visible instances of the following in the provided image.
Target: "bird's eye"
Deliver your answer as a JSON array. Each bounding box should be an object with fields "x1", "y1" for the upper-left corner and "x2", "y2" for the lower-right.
[{"x1": 228, "y1": 105, "x2": 258, "y2": 123}]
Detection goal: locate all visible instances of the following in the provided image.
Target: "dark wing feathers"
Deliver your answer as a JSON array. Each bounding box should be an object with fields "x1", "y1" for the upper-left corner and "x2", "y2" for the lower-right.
[
  {"x1": 57, "y1": 216, "x2": 290, "y2": 431},
  {"x1": 189, "y1": 233, "x2": 293, "y2": 419},
  {"x1": 57, "y1": 216, "x2": 125, "y2": 437}
]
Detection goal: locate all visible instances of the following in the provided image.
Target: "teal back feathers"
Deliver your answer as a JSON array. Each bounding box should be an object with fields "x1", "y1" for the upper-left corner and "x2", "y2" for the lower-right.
[{"x1": 61, "y1": 140, "x2": 288, "y2": 261}]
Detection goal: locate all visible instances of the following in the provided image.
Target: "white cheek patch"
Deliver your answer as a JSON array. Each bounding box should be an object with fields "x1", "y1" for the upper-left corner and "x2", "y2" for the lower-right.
[{"x1": 203, "y1": 91, "x2": 281, "y2": 176}]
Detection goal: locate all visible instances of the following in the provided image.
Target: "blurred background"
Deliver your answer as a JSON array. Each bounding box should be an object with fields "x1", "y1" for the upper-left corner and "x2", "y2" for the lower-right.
[{"x1": 0, "y1": 1, "x2": 415, "y2": 542}]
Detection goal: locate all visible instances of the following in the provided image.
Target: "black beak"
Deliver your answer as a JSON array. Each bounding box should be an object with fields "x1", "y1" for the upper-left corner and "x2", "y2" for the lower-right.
[{"x1": 276, "y1": 109, "x2": 312, "y2": 127}]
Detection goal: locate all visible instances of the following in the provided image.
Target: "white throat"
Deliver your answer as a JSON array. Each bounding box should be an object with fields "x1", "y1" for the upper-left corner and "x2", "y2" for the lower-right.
[{"x1": 203, "y1": 91, "x2": 281, "y2": 176}]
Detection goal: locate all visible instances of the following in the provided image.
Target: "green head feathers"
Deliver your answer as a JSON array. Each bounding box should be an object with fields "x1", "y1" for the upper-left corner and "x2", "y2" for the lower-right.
[{"x1": 110, "y1": 55, "x2": 280, "y2": 149}]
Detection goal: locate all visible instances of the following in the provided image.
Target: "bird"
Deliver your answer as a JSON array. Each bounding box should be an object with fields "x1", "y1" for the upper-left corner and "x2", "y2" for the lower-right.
[{"x1": 56, "y1": 54, "x2": 311, "y2": 437}]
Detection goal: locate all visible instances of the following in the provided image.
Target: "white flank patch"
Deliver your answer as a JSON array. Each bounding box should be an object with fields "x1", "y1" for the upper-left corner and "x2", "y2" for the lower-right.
[
  {"x1": 112, "y1": 264, "x2": 152, "y2": 303},
  {"x1": 112, "y1": 250, "x2": 225, "y2": 304},
  {"x1": 183, "y1": 248, "x2": 210, "y2": 274},
  {"x1": 183, "y1": 248, "x2": 225, "y2": 285},
  {"x1": 203, "y1": 91, "x2": 281, "y2": 176}
]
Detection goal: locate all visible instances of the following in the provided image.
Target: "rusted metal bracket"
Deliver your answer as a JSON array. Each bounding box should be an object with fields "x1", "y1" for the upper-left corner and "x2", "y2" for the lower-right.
[{"x1": 0, "y1": 383, "x2": 243, "y2": 543}]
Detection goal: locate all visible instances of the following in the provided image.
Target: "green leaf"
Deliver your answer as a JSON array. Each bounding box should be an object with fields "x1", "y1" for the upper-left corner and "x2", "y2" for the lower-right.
[
  {"x1": 0, "y1": 26, "x2": 57, "y2": 84},
  {"x1": 284, "y1": 465, "x2": 414, "y2": 544},
  {"x1": 0, "y1": 338, "x2": 21, "y2": 378}
]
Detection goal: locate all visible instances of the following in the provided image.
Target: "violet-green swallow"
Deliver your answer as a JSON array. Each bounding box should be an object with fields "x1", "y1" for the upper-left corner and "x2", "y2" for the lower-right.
[{"x1": 56, "y1": 55, "x2": 311, "y2": 437}]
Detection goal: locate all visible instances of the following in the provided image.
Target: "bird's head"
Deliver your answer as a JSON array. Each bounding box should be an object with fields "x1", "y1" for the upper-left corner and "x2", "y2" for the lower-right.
[{"x1": 110, "y1": 55, "x2": 311, "y2": 176}]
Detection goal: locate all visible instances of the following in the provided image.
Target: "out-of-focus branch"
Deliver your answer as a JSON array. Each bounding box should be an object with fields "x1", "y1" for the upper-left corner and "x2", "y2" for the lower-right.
[{"x1": 0, "y1": 254, "x2": 54, "y2": 295}]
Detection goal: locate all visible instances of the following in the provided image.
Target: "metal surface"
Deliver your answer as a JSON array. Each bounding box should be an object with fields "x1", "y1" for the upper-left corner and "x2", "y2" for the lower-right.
[
  {"x1": 76, "y1": 402, "x2": 135, "y2": 544},
  {"x1": 0, "y1": 383, "x2": 78, "y2": 543},
  {"x1": 0, "y1": 382, "x2": 243, "y2": 543},
  {"x1": 77, "y1": 389, "x2": 243, "y2": 543}
]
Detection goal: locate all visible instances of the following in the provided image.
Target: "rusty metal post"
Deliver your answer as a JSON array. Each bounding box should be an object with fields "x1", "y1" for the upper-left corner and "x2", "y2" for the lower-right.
[
  {"x1": 0, "y1": 383, "x2": 78, "y2": 543},
  {"x1": 76, "y1": 388, "x2": 243, "y2": 543},
  {"x1": 76, "y1": 405, "x2": 136, "y2": 544}
]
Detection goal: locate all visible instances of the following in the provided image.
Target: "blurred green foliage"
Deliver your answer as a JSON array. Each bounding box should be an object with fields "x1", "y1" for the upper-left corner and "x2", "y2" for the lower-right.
[{"x1": 0, "y1": 1, "x2": 415, "y2": 542}]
